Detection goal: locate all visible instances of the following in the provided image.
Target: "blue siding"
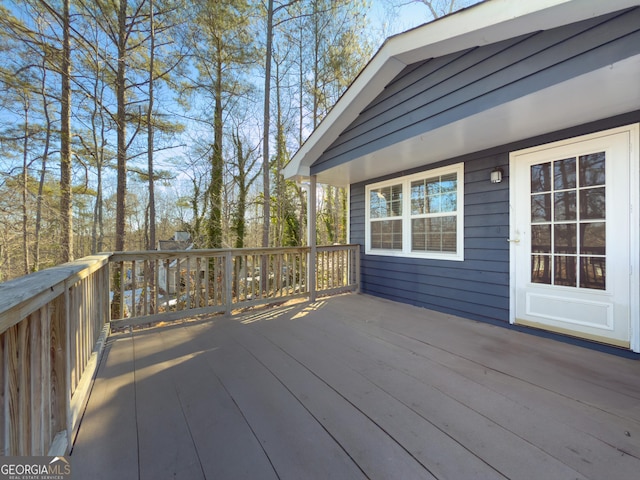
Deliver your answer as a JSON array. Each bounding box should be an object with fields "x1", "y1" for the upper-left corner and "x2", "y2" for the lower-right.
[
  {"x1": 352, "y1": 154, "x2": 510, "y2": 324},
  {"x1": 351, "y1": 111, "x2": 640, "y2": 326},
  {"x1": 314, "y1": 7, "x2": 640, "y2": 175}
]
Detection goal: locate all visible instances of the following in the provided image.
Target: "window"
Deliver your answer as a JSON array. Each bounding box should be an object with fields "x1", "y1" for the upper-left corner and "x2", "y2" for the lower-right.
[
  {"x1": 365, "y1": 164, "x2": 464, "y2": 260},
  {"x1": 369, "y1": 184, "x2": 403, "y2": 250}
]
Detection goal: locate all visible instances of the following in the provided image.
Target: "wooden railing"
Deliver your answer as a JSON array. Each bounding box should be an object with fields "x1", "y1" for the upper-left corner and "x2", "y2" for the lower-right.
[
  {"x1": 0, "y1": 255, "x2": 111, "y2": 456},
  {"x1": 0, "y1": 244, "x2": 359, "y2": 455},
  {"x1": 109, "y1": 244, "x2": 360, "y2": 328}
]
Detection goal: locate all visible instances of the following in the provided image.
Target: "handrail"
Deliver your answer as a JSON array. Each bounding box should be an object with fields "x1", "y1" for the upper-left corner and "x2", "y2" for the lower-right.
[
  {"x1": 0, "y1": 255, "x2": 110, "y2": 334},
  {"x1": 0, "y1": 244, "x2": 360, "y2": 456},
  {"x1": 109, "y1": 244, "x2": 360, "y2": 328},
  {"x1": 0, "y1": 254, "x2": 111, "y2": 456}
]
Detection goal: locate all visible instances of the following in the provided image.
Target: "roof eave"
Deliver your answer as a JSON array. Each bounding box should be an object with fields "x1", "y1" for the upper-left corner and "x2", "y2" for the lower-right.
[{"x1": 283, "y1": 0, "x2": 640, "y2": 182}]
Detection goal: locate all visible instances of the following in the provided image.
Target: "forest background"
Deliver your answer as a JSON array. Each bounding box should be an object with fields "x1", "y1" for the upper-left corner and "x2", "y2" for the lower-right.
[{"x1": 0, "y1": 0, "x2": 479, "y2": 281}]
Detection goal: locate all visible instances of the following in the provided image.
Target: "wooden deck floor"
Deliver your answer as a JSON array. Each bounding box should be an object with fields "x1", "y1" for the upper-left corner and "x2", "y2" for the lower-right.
[{"x1": 70, "y1": 293, "x2": 640, "y2": 480}]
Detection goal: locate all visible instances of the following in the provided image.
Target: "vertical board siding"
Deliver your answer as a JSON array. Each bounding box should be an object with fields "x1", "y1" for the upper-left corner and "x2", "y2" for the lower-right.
[{"x1": 313, "y1": 7, "x2": 640, "y2": 174}]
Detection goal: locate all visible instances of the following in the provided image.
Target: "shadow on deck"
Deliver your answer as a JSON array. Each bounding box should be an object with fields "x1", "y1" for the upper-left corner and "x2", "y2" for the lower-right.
[{"x1": 71, "y1": 293, "x2": 640, "y2": 480}]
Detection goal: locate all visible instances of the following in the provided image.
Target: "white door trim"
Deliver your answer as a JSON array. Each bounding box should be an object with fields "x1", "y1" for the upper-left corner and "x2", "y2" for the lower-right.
[{"x1": 509, "y1": 123, "x2": 639, "y2": 352}]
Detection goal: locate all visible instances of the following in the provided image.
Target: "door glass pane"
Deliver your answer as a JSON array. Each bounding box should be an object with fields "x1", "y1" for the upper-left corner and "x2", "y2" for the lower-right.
[
  {"x1": 580, "y1": 222, "x2": 605, "y2": 255},
  {"x1": 579, "y1": 152, "x2": 605, "y2": 186},
  {"x1": 531, "y1": 163, "x2": 551, "y2": 193},
  {"x1": 580, "y1": 257, "x2": 606, "y2": 290},
  {"x1": 531, "y1": 225, "x2": 551, "y2": 253},
  {"x1": 531, "y1": 194, "x2": 551, "y2": 222},
  {"x1": 580, "y1": 188, "x2": 605, "y2": 220},
  {"x1": 554, "y1": 157, "x2": 576, "y2": 190},
  {"x1": 554, "y1": 191, "x2": 576, "y2": 221},
  {"x1": 529, "y1": 151, "x2": 606, "y2": 290},
  {"x1": 531, "y1": 255, "x2": 551, "y2": 284},
  {"x1": 554, "y1": 255, "x2": 577, "y2": 287},
  {"x1": 554, "y1": 224, "x2": 576, "y2": 254}
]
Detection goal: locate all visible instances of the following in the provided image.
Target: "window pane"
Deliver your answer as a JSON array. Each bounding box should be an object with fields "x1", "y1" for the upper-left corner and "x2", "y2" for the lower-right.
[
  {"x1": 580, "y1": 188, "x2": 605, "y2": 220},
  {"x1": 411, "y1": 181, "x2": 425, "y2": 215},
  {"x1": 370, "y1": 184, "x2": 402, "y2": 218},
  {"x1": 426, "y1": 194, "x2": 441, "y2": 213},
  {"x1": 424, "y1": 174, "x2": 457, "y2": 213},
  {"x1": 439, "y1": 173, "x2": 457, "y2": 193},
  {"x1": 579, "y1": 152, "x2": 605, "y2": 187},
  {"x1": 580, "y1": 257, "x2": 605, "y2": 290},
  {"x1": 531, "y1": 163, "x2": 551, "y2": 193},
  {"x1": 580, "y1": 222, "x2": 605, "y2": 255},
  {"x1": 555, "y1": 255, "x2": 577, "y2": 287},
  {"x1": 554, "y1": 157, "x2": 576, "y2": 190},
  {"x1": 554, "y1": 191, "x2": 576, "y2": 221},
  {"x1": 531, "y1": 194, "x2": 551, "y2": 222},
  {"x1": 411, "y1": 218, "x2": 425, "y2": 250},
  {"x1": 412, "y1": 216, "x2": 456, "y2": 253},
  {"x1": 531, "y1": 225, "x2": 551, "y2": 253},
  {"x1": 554, "y1": 224, "x2": 576, "y2": 254},
  {"x1": 442, "y1": 233, "x2": 457, "y2": 252},
  {"x1": 371, "y1": 219, "x2": 402, "y2": 250},
  {"x1": 531, "y1": 255, "x2": 551, "y2": 284},
  {"x1": 440, "y1": 192, "x2": 457, "y2": 212}
]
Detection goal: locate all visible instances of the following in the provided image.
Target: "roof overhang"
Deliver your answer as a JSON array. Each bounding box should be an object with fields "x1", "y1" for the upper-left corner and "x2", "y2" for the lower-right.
[{"x1": 283, "y1": 0, "x2": 640, "y2": 186}]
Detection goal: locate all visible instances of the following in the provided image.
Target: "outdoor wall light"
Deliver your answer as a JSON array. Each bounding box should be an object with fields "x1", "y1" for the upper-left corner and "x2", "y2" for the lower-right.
[{"x1": 490, "y1": 167, "x2": 504, "y2": 183}]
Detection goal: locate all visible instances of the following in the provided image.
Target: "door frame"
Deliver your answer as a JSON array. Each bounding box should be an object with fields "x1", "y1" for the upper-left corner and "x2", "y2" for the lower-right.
[{"x1": 508, "y1": 123, "x2": 640, "y2": 352}]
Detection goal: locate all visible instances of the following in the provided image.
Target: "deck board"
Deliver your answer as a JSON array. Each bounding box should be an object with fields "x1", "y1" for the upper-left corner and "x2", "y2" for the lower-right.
[
  {"x1": 248, "y1": 304, "x2": 587, "y2": 480},
  {"x1": 131, "y1": 328, "x2": 206, "y2": 480},
  {"x1": 71, "y1": 335, "x2": 139, "y2": 480},
  {"x1": 273, "y1": 301, "x2": 638, "y2": 479},
  {"x1": 154, "y1": 324, "x2": 278, "y2": 480},
  {"x1": 226, "y1": 318, "x2": 438, "y2": 480},
  {"x1": 71, "y1": 294, "x2": 640, "y2": 480},
  {"x1": 190, "y1": 319, "x2": 366, "y2": 480}
]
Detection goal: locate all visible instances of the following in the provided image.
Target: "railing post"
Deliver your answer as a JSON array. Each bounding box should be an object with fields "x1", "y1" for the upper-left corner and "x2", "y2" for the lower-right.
[
  {"x1": 309, "y1": 175, "x2": 317, "y2": 302},
  {"x1": 65, "y1": 279, "x2": 73, "y2": 454},
  {"x1": 354, "y1": 245, "x2": 361, "y2": 293},
  {"x1": 224, "y1": 251, "x2": 233, "y2": 315}
]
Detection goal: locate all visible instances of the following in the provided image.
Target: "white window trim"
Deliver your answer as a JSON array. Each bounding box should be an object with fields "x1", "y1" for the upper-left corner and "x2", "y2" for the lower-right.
[{"x1": 365, "y1": 163, "x2": 464, "y2": 261}]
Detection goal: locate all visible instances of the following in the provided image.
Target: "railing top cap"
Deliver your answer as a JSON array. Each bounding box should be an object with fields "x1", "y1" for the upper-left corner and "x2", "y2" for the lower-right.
[{"x1": 0, "y1": 254, "x2": 111, "y2": 333}]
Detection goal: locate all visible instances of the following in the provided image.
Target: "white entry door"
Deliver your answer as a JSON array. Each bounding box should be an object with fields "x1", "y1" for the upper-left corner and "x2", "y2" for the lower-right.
[{"x1": 510, "y1": 125, "x2": 638, "y2": 349}]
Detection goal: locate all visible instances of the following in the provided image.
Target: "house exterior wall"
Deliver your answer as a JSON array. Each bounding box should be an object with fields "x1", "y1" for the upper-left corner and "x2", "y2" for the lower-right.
[
  {"x1": 313, "y1": 7, "x2": 640, "y2": 175},
  {"x1": 350, "y1": 111, "x2": 640, "y2": 326}
]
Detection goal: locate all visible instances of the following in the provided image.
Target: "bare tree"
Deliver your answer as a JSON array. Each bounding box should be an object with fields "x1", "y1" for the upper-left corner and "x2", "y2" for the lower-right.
[{"x1": 59, "y1": 0, "x2": 72, "y2": 262}]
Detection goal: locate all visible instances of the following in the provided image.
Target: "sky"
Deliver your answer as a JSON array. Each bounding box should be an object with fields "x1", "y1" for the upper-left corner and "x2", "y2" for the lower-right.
[{"x1": 369, "y1": 1, "x2": 434, "y2": 45}]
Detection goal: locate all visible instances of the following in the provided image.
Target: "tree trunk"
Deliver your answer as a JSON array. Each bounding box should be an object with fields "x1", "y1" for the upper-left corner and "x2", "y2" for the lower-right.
[
  {"x1": 147, "y1": 0, "x2": 156, "y2": 251},
  {"x1": 262, "y1": 0, "x2": 274, "y2": 249},
  {"x1": 22, "y1": 100, "x2": 30, "y2": 275},
  {"x1": 35, "y1": 65, "x2": 51, "y2": 271},
  {"x1": 59, "y1": 0, "x2": 73, "y2": 262},
  {"x1": 115, "y1": 0, "x2": 127, "y2": 252},
  {"x1": 207, "y1": 57, "x2": 223, "y2": 249}
]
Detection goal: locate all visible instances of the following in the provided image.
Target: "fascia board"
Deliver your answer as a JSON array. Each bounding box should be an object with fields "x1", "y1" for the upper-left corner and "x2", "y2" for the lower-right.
[{"x1": 282, "y1": 55, "x2": 407, "y2": 180}]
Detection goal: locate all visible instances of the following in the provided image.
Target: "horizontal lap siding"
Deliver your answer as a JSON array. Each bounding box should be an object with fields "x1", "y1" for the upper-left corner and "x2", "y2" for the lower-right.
[
  {"x1": 313, "y1": 7, "x2": 640, "y2": 174},
  {"x1": 351, "y1": 110, "x2": 640, "y2": 327},
  {"x1": 351, "y1": 154, "x2": 510, "y2": 325}
]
